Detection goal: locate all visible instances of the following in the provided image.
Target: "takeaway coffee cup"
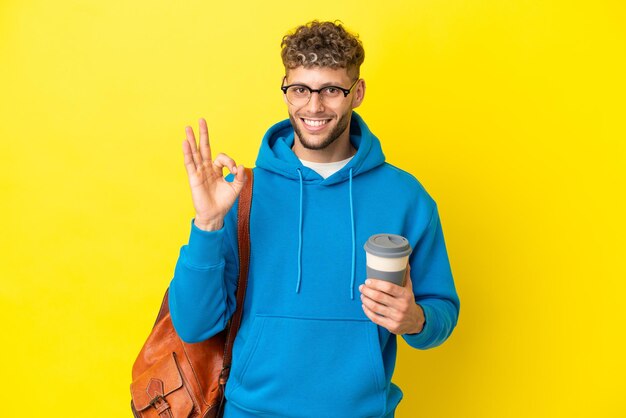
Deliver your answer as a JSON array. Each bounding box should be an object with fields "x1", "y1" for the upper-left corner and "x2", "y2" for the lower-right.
[{"x1": 364, "y1": 234, "x2": 412, "y2": 286}]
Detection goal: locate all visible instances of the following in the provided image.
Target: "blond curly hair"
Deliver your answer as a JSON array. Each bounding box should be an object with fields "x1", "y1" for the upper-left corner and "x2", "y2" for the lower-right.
[{"x1": 281, "y1": 20, "x2": 365, "y2": 79}]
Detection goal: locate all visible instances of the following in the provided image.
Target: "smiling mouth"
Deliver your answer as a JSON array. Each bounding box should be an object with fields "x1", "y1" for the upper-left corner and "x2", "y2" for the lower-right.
[{"x1": 301, "y1": 118, "x2": 331, "y2": 127}]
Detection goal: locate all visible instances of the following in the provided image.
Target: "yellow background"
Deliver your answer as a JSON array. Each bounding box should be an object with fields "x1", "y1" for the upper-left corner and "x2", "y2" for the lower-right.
[{"x1": 1, "y1": 0, "x2": 624, "y2": 417}]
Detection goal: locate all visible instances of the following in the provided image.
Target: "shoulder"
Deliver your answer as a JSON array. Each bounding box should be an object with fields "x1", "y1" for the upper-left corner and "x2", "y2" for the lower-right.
[{"x1": 373, "y1": 162, "x2": 436, "y2": 207}]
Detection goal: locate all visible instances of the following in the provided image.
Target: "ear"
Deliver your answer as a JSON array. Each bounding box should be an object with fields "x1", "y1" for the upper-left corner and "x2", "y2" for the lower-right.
[
  {"x1": 351, "y1": 79, "x2": 366, "y2": 109},
  {"x1": 281, "y1": 75, "x2": 289, "y2": 105}
]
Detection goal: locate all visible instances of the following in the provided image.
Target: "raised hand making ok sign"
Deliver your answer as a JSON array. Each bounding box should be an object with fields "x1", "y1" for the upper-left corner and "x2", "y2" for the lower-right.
[{"x1": 182, "y1": 118, "x2": 247, "y2": 231}]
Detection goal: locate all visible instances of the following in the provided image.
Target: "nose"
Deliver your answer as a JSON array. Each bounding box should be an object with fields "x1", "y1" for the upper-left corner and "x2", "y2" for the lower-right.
[{"x1": 305, "y1": 91, "x2": 325, "y2": 113}]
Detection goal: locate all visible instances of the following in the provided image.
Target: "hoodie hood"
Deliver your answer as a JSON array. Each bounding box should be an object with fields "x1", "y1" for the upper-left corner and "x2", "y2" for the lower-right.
[{"x1": 255, "y1": 111, "x2": 386, "y2": 185}]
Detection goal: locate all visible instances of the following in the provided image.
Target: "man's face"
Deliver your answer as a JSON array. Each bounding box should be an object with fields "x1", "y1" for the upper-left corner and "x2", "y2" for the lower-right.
[{"x1": 283, "y1": 66, "x2": 364, "y2": 151}]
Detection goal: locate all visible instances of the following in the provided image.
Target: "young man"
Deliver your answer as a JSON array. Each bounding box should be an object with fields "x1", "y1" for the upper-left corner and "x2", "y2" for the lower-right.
[{"x1": 170, "y1": 21, "x2": 460, "y2": 418}]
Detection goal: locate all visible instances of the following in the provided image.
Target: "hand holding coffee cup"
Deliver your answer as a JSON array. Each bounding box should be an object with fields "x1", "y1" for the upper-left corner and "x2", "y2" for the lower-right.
[{"x1": 360, "y1": 235, "x2": 425, "y2": 334}]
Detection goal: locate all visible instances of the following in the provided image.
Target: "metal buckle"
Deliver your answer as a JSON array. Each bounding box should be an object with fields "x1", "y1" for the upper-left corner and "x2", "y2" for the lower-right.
[
  {"x1": 148, "y1": 394, "x2": 166, "y2": 408},
  {"x1": 219, "y1": 364, "x2": 231, "y2": 385}
]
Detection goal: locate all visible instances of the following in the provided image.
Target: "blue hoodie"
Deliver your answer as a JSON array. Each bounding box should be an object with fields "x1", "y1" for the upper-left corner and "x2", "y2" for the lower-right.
[{"x1": 169, "y1": 112, "x2": 460, "y2": 418}]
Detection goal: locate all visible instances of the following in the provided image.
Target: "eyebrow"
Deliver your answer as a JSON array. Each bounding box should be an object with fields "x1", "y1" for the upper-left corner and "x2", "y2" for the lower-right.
[{"x1": 289, "y1": 81, "x2": 344, "y2": 88}]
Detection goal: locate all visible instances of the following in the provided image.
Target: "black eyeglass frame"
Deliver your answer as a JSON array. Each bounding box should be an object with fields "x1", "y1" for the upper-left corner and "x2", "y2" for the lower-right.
[{"x1": 280, "y1": 77, "x2": 360, "y2": 100}]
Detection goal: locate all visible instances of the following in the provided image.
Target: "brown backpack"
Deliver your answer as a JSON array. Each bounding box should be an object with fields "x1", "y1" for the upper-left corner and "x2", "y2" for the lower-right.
[{"x1": 130, "y1": 167, "x2": 253, "y2": 418}]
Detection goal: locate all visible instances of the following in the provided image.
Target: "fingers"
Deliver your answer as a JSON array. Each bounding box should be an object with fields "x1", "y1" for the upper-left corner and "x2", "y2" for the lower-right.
[
  {"x1": 359, "y1": 276, "x2": 414, "y2": 322},
  {"x1": 212, "y1": 155, "x2": 246, "y2": 195},
  {"x1": 362, "y1": 303, "x2": 396, "y2": 331},
  {"x1": 359, "y1": 283, "x2": 394, "y2": 306},
  {"x1": 212, "y1": 153, "x2": 238, "y2": 175},
  {"x1": 233, "y1": 164, "x2": 247, "y2": 184},
  {"x1": 182, "y1": 119, "x2": 245, "y2": 186},
  {"x1": 182, "y1": 139, "x2": 197, "y2": 177},
  {"x1": 185, "y1": 126, "x2": 202, "y2": 167},
  {"x1": 363, "y1": 278, "x2": 406, "y2": 298},
  {"x1": 183, "y1": 119, "x2": 214, "y2": 176},
  {"x1": 360, "y1": 291, "x2": 397, "y2": 320},
  {"x1": 198, "y1": 118, "x2": 213, "y2": 163}
]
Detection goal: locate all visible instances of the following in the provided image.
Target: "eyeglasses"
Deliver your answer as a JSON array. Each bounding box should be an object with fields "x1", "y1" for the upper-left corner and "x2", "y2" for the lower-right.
[{"x1": 281, "y1": 77, "x2": 359, "y2": 106}]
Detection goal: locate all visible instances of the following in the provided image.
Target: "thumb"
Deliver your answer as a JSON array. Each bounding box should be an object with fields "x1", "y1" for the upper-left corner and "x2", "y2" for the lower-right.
[
  {"x1": 404, "y1": 264, "x2": 413, "y2": 290},
  {"x1": 231, "y1": 164, "x2": 247, "y2": 194}
]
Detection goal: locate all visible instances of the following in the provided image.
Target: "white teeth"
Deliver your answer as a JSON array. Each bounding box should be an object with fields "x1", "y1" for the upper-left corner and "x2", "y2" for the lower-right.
[{"x1": 303, "y1": 119, "x2": 329, "y2": 127}]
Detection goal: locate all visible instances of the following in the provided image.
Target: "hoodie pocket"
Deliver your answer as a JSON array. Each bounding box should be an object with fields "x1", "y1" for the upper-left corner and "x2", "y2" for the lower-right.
[{"x1": 226, "y1": 314, "x2": 387, "y2": 418}]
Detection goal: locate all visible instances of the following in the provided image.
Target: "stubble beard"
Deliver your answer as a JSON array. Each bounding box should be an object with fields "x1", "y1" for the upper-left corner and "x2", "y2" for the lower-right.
[{"x1": 289, "y1": 109, "x2": 351, "y2": 151}]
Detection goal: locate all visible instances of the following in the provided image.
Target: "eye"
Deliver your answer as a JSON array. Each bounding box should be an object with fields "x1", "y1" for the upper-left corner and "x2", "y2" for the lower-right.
[
  {"x1": 322, "y1": 87, "x2": 341, "y2": 97},
  {"x1": 289, "y1": 86, "x2": 309, "y2": 96}
]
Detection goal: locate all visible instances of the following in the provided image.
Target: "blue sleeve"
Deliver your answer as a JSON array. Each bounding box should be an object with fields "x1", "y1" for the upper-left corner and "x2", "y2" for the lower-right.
[
  {"x1": 402, "y1": 205, "x2": 460, "y2": 350},
  {"x1": 168, "y1": 213, "x2": 240, "y2": 343}
]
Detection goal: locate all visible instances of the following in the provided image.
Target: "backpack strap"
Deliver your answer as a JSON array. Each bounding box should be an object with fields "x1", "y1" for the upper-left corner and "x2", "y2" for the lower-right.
[{"x1": 220, "y1": 167, "x2": 254, "y2": 385}]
